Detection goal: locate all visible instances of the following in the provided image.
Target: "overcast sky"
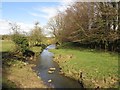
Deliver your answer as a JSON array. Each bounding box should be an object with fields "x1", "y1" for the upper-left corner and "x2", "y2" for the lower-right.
[{"x1": 0, "y1": 0, "x2": 74, "y2": 35}]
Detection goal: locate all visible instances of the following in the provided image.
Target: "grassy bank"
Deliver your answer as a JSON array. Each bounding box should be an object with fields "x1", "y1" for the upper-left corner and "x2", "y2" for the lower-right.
[
  {"x1": 0, "y1": 40, "x2": 15, "y2": 52},
  {"x1": 50, "y1": 44, "x2": 119, "y2": 88},
  {"x1": 2, "y1": 40, "x2": 47, "y2": 88}
]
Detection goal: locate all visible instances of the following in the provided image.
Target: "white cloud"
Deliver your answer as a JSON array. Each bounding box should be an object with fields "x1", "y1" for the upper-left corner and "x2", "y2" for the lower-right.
[
  {"x1": 30, "y1": 6, "x2": 58, "y2": 20},
  {"x1": 0, "y1": 19, "x2": 11, "y2": 35},
  {"x1": 29, "y1": 12, "x2": 41, "y2": 17},
  {"x1": 0, "y1": 19, "x2": 34, "y2": 35},
  {"x1": 29, "y1": 1, "x2": 76, "y2": 21},
  {"x1": 17, "y1": 22, "x2": 34, "y2": 33},
  {"x1": 40, "y1": 7, "x2": 58, "y2": 19},
  {"x1": 60, "y1": 0, "x2": 76, "y2": 6}
]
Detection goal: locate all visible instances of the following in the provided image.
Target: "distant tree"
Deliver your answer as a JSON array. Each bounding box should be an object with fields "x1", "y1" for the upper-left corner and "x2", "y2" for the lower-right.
[{"x1": 29, "y1": 22, "x2": 44, "y2": 46}]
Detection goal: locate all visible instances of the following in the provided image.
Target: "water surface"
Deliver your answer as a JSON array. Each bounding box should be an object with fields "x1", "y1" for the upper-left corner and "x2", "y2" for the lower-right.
[{"x1": 35, "y1": 45, "x2": 83, "y2": 88}]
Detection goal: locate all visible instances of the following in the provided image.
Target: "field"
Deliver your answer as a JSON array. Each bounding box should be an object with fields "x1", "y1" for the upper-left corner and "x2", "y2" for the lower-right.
[
  {"x1": 1, "y1": 40, "x2": 15, "y2": 52},
  {"x1": 50, "y1": 46, "x2": 119, "y2": 88},
  {"x1": 1, "y1": 40, "x2": 42, "y2": 53}
]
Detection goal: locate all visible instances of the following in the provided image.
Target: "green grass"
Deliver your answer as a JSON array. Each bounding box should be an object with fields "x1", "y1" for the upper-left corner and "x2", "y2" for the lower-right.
[
  {"x1": 1, "y1": 40, "x2": 42, "y2": 53},
  {"x1": 50, "y1": 47, "x2": 119, "y2": 88},
  {"x1": 30, "y1": 46, "x2": 42, "y2": 53},
  {"x1": 1, "y1": 40, "x2": 15, "y2": 52},
  {"x1": 52, "y1": 48, "x2": 118, "y2": 76}
]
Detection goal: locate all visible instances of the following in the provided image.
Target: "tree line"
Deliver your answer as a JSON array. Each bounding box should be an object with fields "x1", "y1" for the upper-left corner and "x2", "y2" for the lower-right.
[{"x1": 47, "y1": 2, "x2": 119, "y2": 52}]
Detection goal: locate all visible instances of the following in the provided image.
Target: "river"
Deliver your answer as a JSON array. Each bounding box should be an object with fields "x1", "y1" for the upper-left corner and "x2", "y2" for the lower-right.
[{"x1": 35, "y1": 45, "x2": 83, "y2": 88}]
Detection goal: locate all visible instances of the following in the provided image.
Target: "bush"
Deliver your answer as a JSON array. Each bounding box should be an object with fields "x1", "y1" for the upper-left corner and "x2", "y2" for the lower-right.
[{"x1": 12, "y1": 33, "x2": 29, "y2": 53}]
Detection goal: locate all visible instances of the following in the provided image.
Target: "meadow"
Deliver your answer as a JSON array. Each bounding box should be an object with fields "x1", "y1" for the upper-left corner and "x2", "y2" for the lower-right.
[
  {"x1": 0, "y1": 40, "x2": 15, "y2": 52},
  {"x1": 51, "y1": 45, "x2": 119, "y2": 88}
]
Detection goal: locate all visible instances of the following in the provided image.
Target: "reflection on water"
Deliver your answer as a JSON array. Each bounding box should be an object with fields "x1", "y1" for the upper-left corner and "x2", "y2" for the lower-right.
[{"x1": 35, "y1": 45, "x2": 83, "y2": 88}]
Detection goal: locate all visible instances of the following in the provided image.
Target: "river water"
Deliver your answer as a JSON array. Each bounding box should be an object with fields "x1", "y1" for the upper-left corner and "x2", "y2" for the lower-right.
[{"x1": 35, "y1": 45, "x2": 83, "y2": 88}]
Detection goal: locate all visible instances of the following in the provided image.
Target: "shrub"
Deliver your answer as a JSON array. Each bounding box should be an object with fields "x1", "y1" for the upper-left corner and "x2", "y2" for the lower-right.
[{"x1": 12, "y1": 33, "x2": 29, "y2": 53}]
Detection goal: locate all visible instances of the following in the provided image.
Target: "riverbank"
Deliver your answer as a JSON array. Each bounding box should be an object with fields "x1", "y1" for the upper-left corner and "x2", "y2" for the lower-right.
[
  {"x1": 2, "y1": 40, "x2": 48, "y2": 88},
  {"x1": 50, "y1": 44, "x2": 119, "y2": 88},
  {"x1": 2, "y1": 56, "x2": 47, "y2": 88}
]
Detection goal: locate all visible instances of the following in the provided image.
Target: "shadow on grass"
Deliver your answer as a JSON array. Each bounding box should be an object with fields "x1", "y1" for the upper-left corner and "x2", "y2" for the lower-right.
[
  {"x1": 2, "y1": 51, "x2": 24, "y2": 89},
  {"x1": 57, "y1": 43, "x2": 119, "y2": 57}
]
